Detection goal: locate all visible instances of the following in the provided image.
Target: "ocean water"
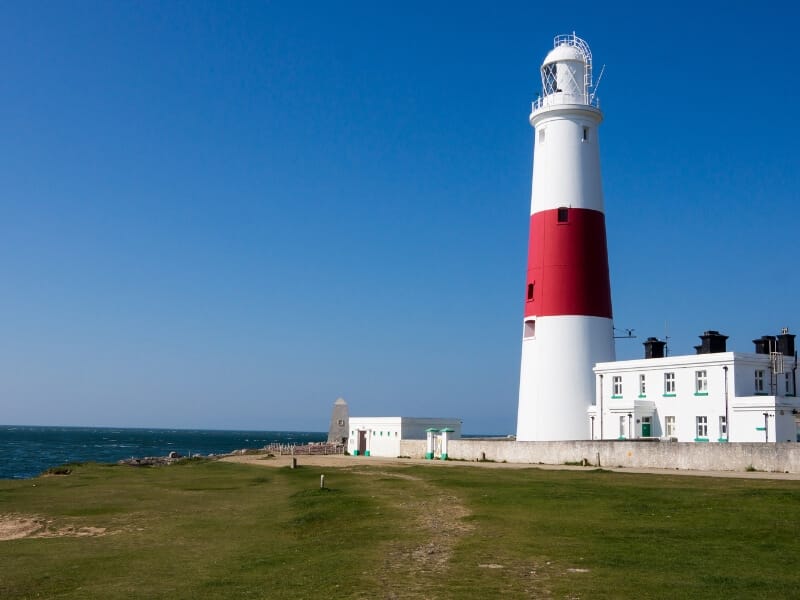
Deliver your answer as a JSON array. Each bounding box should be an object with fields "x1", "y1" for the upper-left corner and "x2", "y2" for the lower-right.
[{"x1": 0, "y1": 425, "x2": 326, "y2": 480}]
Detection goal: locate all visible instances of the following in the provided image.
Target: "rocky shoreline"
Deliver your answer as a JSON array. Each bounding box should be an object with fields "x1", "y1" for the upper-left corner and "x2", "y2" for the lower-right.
[
  {"x1": 117, "y1": 442, "x2": 345, "y2": 468},
  {"x1": 117, "y1": 450, "x2": 195, "y2": 467}
]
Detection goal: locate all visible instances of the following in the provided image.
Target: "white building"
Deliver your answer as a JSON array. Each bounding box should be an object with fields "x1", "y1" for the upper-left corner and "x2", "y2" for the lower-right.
[
  {"x1": 347, "y1": 417, "x2": 462, "y2": 457},
  {"x1": 590, "y1": 331, "x2": 799, "y2": 443}
]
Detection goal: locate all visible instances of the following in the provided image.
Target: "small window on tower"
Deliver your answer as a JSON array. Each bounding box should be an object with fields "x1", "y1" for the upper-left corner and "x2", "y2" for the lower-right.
[
  {"x1": 527, "y1": 282, "x2": 535, "y2": 301},
  {"x1": 524, "y1": 319, "x2": 536, "y2": 339},
  {"x1": 582, "y1": 127, "x2": 589, "y2": 142},
  {"x1": 557, "y1": 207, "x2": 569, "y2": 223}
]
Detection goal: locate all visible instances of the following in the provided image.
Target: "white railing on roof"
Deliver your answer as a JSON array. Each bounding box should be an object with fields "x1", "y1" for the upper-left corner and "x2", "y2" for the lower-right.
[{"x1": 531, "y1": 93, "x2": 600, "y2": 113}]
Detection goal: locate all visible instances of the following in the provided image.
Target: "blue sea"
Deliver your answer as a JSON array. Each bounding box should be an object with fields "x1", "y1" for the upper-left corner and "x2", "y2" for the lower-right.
[{"x1": 0, "y1": 425, "x2": 326, "y2": 480}]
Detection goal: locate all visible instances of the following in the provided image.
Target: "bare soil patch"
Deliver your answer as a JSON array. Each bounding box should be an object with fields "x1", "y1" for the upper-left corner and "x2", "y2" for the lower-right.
[
  {"x1": 0, "y1": 515, "x2": 45, "y2": 540},
  {"x1": 0, "y1": 514, "x2": 109, "y2": 541}
]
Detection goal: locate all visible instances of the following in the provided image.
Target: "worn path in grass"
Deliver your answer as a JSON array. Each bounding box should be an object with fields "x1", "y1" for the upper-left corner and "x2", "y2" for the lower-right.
[
  {"x1": 222, "y1": 453, "x2": 800, "y2": 480},
  {"x1": 221, "y1": 456, "x2": 477, "y2": 596}
]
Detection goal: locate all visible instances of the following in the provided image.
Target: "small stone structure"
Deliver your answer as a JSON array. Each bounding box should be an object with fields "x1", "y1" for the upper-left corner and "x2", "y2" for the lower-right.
[{"x1": 327, "y1": 397, "x2": 349, "y2": 444}]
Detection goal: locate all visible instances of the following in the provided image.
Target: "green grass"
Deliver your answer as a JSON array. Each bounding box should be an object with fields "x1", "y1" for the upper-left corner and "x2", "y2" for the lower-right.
[
  {"x1": 1, "y1": 461, "x2": 799, "y2": 598},
  {"x1": 430, "y1": 468, "x2": 800, "y2": 598}
]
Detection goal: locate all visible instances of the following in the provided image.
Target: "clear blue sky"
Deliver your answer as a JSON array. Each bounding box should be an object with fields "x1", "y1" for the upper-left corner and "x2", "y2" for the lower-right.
[{"x1": 1, "y1": 2, "x2": 798, "y2": 434}]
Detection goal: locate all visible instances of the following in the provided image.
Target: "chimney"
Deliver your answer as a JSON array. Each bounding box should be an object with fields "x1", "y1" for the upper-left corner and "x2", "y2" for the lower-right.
[
  {"x1": 752, "y1": 335, "x2": 776, "y2": 355},
  {"x1": 643, "y1": 337, "x2": 666, "y2": 359},
  {"x1": 694, "y1": 330, "x2": 728, "y2": 354},
  {"x1": 777, "y1": 328, "x2": 795, "y2": 356}
]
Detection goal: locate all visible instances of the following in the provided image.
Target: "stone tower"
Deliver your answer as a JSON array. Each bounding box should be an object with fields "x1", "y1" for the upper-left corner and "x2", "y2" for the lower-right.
[{"x1": 327, "y1": 397, "x2": 349, "y2": 444}]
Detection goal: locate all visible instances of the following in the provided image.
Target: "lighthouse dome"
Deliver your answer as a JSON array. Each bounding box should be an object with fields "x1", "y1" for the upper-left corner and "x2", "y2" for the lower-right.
[{"x1": 543, "y1": 43, "x2": 586, "y2": 66}]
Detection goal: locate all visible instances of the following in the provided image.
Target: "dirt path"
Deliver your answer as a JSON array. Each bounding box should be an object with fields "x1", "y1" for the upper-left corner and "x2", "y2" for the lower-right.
[
  {"x1": 223, "y1": 455, "x2": 475, "y2": 597},
  {"x1": 367, "y1": 470, "x2": 473, "y2": 598}
]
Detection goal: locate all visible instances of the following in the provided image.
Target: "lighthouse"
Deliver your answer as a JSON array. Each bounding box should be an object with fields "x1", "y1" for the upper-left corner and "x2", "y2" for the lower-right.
[{"x1": 516, "y1": 33, "x2": 615, "y2": 441}]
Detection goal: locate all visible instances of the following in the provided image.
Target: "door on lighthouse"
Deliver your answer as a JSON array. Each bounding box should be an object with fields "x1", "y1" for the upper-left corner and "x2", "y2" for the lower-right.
[
  {"x1": 641, "y1": 417, "x2": 652, "y2": 437},
  {"x1": 357, "y1": 430, "x2": 367, "y2": 455}
]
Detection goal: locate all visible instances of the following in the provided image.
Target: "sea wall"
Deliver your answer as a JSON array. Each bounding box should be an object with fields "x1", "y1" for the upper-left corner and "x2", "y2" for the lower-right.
[{"x1": 398, "y1": 439, "x2": 800, "y2": 473}]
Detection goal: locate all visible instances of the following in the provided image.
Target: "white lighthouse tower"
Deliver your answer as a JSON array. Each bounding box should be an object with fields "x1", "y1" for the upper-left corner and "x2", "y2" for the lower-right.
[{"x1": 516, "y1": 33, "x2": 615, "y2": 441}]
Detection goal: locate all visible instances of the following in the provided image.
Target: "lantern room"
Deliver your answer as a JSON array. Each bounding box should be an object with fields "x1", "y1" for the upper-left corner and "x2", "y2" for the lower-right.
[{"x1": 539, "y1": 33, "x2": 594, "y2": 106}]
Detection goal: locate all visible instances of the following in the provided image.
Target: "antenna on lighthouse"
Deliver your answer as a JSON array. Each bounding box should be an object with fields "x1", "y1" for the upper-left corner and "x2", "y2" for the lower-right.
[
  {"x1": 614, "y1": 328, "x2": 637, "y2": 340},
  {"x1": 590, "y1": 64, "x2": 606, "y2": 103}
]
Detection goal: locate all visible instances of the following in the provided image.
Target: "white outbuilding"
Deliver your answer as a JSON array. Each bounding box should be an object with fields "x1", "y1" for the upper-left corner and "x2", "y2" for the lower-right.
[
  {"x1": 589, "y1": 330, "x2": 799, "y2": 443},
  {"x1": 347, "y1": 417, "x2": 462, "y2": 458}
]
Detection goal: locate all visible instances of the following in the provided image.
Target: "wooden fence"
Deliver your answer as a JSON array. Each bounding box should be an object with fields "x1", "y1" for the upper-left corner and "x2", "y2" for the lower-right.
[{"x1": 263, "y1": 442, "x2": 345, "y2": 456}]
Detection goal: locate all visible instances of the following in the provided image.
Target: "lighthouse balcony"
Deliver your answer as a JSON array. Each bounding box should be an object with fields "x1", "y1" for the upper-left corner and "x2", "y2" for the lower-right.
[{"x1": 531, "y1": 93, "x2": 600, "y2": 114}]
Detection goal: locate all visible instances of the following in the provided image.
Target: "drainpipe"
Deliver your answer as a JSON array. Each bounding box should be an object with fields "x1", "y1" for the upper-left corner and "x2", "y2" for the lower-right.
[
  {"x1": 599, "y1": 374, "x2": 604, "y2": 440},
  {"x1": 723, "y1": 365, "x2": 729, "y2": 442},
  {"x1": 793, "y1": 352, "x2": 798, "y2": 397}
]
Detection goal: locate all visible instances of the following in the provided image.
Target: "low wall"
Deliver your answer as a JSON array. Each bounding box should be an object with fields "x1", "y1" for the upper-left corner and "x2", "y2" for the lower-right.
[{"x1": 399, "y1": 439, "x2": 800, "y2": 473}]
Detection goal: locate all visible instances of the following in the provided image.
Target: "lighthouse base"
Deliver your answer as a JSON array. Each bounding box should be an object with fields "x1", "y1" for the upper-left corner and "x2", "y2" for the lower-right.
[{"x1": 517, "y1": 315, "x2": 614, "y2": 441}]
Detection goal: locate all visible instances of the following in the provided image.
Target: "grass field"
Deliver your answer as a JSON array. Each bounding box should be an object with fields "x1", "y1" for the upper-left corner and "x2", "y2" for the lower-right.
[{"x1": 1, "y1": 459, "x2": 799, "y2": 599}]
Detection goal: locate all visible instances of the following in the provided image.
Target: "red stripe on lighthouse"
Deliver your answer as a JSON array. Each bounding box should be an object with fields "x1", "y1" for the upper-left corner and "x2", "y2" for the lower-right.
[{"x1": 524, "y1": 207, "x2": 612, "y2": 318}]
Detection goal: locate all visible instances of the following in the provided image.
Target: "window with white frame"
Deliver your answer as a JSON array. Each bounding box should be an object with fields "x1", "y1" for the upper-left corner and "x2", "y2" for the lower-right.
[
  {"x1": 612, "y1": 375, "x2": 623, "y2": 397},
  {"x1": 755, "y1": 370, "x2": 765, "y2": 393},
  {"x1": 695, "y1": 370, "x2": 708, "y2": 393},
  {"x1": 639, "y1": 374, "x2": 646, "y2": 396},
  {"x1": 619, "y1": 416, "x2": 625, "y2": 437},
  {"x1": 696, "y1": 416, "x2": 708, "y2": 438},
  {"x1": 719, "y1": 415, "x2": 727, "y2": 437},
  {"x1": 665, "y1": 416, "x2": 676, "y2": 437},
  {"x1": 664, "y1": 372, "x2": 676, "y2": 394}
]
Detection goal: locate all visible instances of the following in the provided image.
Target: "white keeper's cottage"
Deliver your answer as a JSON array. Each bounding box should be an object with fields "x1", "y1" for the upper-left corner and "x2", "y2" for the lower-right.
[
  {"x1": 347, "y1": 417, "x2": 462, "y2": 458},
  {"x1": 589, "y1": 330, "x2": 799, "y2": 443}
]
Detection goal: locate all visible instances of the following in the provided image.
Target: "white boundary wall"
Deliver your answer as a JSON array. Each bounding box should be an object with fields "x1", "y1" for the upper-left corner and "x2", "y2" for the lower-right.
[{"x1": 399, "y1": 439, "x2": 800, "y2": 473}]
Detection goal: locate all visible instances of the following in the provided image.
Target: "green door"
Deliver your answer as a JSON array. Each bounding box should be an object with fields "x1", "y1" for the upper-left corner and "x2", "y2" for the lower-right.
[{"x1": 641, "y1": 417, "x2": 651, "y2": 437}]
